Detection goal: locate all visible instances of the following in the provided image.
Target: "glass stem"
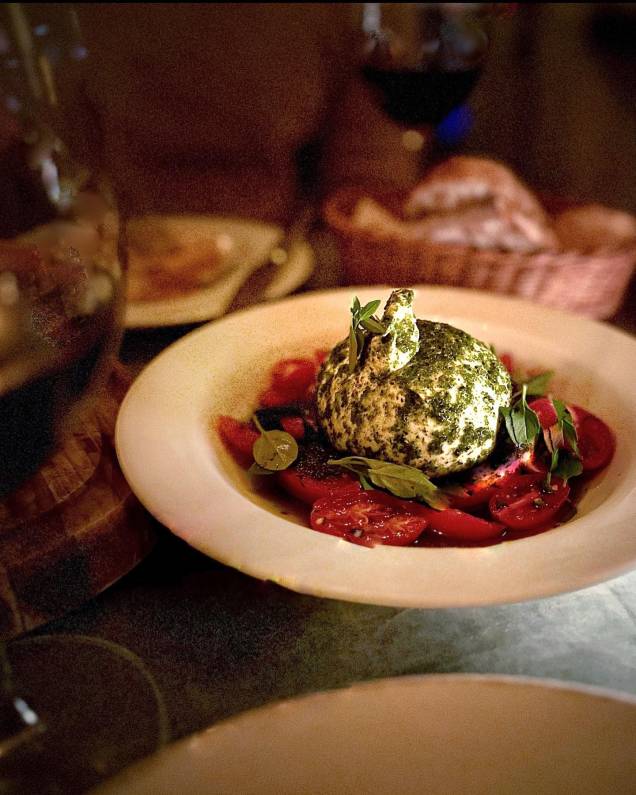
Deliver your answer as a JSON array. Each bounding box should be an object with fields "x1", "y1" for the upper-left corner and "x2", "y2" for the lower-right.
[{"x1": 0, "y1": 643, "x2": 43, "y2": 758}]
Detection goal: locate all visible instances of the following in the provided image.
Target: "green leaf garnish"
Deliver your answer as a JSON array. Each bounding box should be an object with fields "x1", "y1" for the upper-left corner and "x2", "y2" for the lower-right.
[
  {"x1": 511, "y1": 370, "x2": 554, "y2": 398},
  {"x1": 359, "y1": 473, "x2": 373, "y2": 491},
  {"x1": 543, "y1": 399, "x2": 582, "y2": 486},
  {"x1": 361, "y1": 317, "x2": 386, "y2": 334},
  {"x1": 248, "y1": 462, "x2": 277, "y2": 476},
  {"x1": 500, "y1": 384, "x2": 541, "y2": 448},
  {"x1": 523, "y1": 371, "x2": 554, "y2": 397},
  {"x1": 348, "y1": 325, "x2": 358, "y2": 373},
  {"x1": 251, "y1": 415, "x2": 298, "y2": 471},
  {"x1": 327, "y1": 455, "x2": 448, "y2": 510},
  {"x1": 348, "y1": 297, "x2": 386, "y2": 373},
  {"x1": 552, "y1": 399, "x2": 580, "y2": 458},
  {"x1": 552, "y1": 453, "x2": 583, "y2": 484}
]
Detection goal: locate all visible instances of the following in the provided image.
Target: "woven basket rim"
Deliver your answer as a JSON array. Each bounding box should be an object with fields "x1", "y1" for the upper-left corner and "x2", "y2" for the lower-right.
[{"x1": 323, "y1": 185, "x2": 636, "y2": 260}]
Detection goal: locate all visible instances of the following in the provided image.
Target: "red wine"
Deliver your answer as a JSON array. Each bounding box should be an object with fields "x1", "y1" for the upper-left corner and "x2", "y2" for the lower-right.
[{"x1": 362, "y1": 64, "x2": 483, "y2": 126}]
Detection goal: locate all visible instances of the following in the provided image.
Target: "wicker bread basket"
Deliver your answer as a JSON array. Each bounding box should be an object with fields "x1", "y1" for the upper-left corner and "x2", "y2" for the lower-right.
[{"x1": 324, "y1": 186, "x2": 635, "y2": 319}]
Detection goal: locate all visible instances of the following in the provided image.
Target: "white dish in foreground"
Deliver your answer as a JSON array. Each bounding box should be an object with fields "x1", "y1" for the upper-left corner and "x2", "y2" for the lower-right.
[
  {"x1": 92, "y1": 674, "x2": 636, "y2": 795},
  {"x1": 124, "y1": 215, "x2": 314, "y2": 328},
  {"x1": 115, "y1": 287, "x2": 636, "y2": 608}
]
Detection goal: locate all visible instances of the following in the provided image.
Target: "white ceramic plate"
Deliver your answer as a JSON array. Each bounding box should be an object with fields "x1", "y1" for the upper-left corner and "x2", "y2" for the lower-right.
[
  {"x1": 115, "y1": 287, "x2": 636, "y2": 607},
  {"x1": 123, "y1": 216, "x2": 314, "y2": 328},
  {"x1": 92, "y1": 674, "x2": 636, "y2": 795}
]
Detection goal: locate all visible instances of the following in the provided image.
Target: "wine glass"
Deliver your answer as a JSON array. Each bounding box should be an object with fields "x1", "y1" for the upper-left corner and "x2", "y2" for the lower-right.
[
  {"x1": 359, "y1": 3, "x2": 492, "y2": 131},
  {"x1": 0, "y1": 2, "x2": 123, "y2": 784}
]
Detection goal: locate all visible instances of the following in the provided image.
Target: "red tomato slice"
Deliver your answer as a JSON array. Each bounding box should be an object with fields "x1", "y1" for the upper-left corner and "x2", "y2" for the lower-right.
[
  {"x1": 446, "y1": 484, "x2": 497, "y2": 511},
  {"x1": 258, "y1": 358, "x2": 318, "y2": 406},
  {"x1": 258, "y1": 388, "x2": 293, "y2": 408},
  {"x1": 280, "y1": 416, "x2": 305, "y2": 440},
  {"x1": 499, "y1": 352, "x2": 515, "y2": 376},
  {"x1": 216, "y1": 416, "x2": 259, "y2": 467},
  {"x1": 278, "y1": 468, "x2": 361, "y2": 505},
  {"x1": 528, "y1": 397, "x2": 558, "y2": 430},
  {"x1": 518, "y1": 445, "x2": 549, "y2": 475},
  {"x1": 310, "y1": 490, "x2": 428, "y2": 547},
  {"x1": 447, "y1": 454, "x2": 524, "y2": 510},
  {"x1": 568, "y1": 405, "x2": 615, "y2": 471},
  {"x1": 416, "y1": 507, "x2": 505, "y2": 541},
  {"x1": 489, "y1": 473, "x2": 570, "y2": 530},
  {"x1": 270, "y1": 358, "x2": 317, "y2": 398}
]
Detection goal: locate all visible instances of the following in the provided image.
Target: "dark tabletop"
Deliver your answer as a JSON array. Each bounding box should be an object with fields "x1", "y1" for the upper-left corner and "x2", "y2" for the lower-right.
[{"x1": 4, "y1": 5, "x2": 636, "y2": 793}]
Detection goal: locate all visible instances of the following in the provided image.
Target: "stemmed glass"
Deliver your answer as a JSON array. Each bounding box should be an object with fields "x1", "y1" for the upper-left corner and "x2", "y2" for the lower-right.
[
  {"x1": 358, "y1": 3, "x2": 493, "y2": 151},
  {"x1": 0, "y1": 3, "x2": 123, "y2": 788}
]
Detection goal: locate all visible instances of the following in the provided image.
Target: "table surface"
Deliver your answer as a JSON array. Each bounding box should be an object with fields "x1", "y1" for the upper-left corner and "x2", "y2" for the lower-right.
[{"x1": 5, "y1": 5, "x2": 636, "y2": 793}]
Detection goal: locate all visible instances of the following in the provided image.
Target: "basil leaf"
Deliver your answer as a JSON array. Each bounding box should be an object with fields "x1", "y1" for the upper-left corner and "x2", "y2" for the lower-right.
[
  {"x1": 327, "y1": 456, "x2": 371, "y2": 476},
  {"x1": 249, "y1": 462, "x2": 277, "y2": 476},
  {"x1": 361, "y1": 317, "x2": 386, "y2": 335},
  {"x1": 359, "y1": 473, "x2": 373, "y2": 491},
  {"x1": 523, "y1": 371, "x2": 554, "y2": 396},
  {"x1": 546, "y1": 446, "x2": 560, "y2": 485},
  {"x1": 328, "y1": 456, "x2": 447, "y2": 510},
  {"x1": 543, "y1": 425, "x2": 563, "y2": 455},
  {"x1": 252, "y1": 415, "x2": 298, "y2": 471},
  {"x1": 359, "y1": 299, "x2": 381, "y2": 321},
  {"x1": 348, "y1": 325, "x2": 358, "y2": 373},
  {"x1": 552, "y1": 399, "x2": 580, "y2": 458},
  {"x1": 348, "y1": 296, "x2": 386, "y2": 374},
  {"x1": 500, "y1": 385, "x2": 540, "y2": 448},
  {"x1": 553, "y1": 453, "x2": 583, "y2": 484},
  {"x1": 356, "y1": 328, "x2": 365, "y2": 356}
]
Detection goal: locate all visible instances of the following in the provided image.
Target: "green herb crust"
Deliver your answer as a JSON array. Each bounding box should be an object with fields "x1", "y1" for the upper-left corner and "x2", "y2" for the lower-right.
[{"x1": 316, "y1": 293, "x2": 512, "y2": 478}]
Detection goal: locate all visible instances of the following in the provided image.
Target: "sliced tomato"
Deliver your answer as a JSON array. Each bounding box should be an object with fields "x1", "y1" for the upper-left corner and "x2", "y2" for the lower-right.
[
  {"x1": 568, "y1": 405, "x2": 615, "y2": 471},
  {"x1": 446, "y1": 454, "x2": 523, "y2": 510},
  {"x1": 446, "y1": 483, "x2": 497, "y2": 511},
  {"x1": 489, "y1": 473, "x2": 570, "y2": 530},
  {"x1": 518, "y1": 445, "x2": 549, "y2": 475},
  {"x1": 258, "y1": 388, "x2": 293, "y2": 408},
  {"x1": 310, "y1": 490, "x2": 428, "y2": 547},
  {"x1": 271, "y1": 358, "x2": 317, "y2": 398},
  {"x1": 314, "y1": 349, "x2": 330, "y2": 366},
  {"x1": 499, "y1": 352, "x2": 515, "y2": 376},
  {"x1": 258, "y1": 357, "x2": 318, "y2": 407},
  {"x1": 280, "y1": 416, "x2": 305, "y2": 440},
  {"x1": 278, "y1": 468, "x2": 361, "y2": 505},
  {"x1": 216, "y1": 416, "x2": 258, "y2": 467},
  {"x1": 416, "y1": 507, "x2": 505, "y2": 541},
  {"x1": 528, "y1": 397, "x2": 558, "y2": 430}
]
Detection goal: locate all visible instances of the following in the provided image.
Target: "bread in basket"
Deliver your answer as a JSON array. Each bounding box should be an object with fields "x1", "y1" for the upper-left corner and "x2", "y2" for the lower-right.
[{"x1": 323, "y1": 156, "x2": 636, "y2": 319}]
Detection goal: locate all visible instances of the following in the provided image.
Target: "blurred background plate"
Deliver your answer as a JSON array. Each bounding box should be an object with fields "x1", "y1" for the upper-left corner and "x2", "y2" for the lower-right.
[
  {"x1": 92, "y1": 673, "x2": 636, "y2": 795},
  {"x1": 123, "y1": 216, "x2": 314, "y2": 328}
]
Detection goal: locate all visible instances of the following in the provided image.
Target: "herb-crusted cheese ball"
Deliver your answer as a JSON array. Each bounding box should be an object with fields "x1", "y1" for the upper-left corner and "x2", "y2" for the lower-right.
[{"x1": 316, "y1": 289, "x2": 512, "y2": 477}]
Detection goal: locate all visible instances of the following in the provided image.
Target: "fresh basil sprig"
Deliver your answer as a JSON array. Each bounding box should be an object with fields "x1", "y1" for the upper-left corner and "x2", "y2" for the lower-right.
[
  {"x1": 552, "y1": 399, "x2": 580, "y2": 457},
  {"x1": 551, "y1": 453, "x2": 583, "y2": 484},
  {"x1": 500, "y1": 384, "x2": 541, "y2": 448},
  {"x1": 522, "y1": 370, "x2": 554, "y2": 397},
  {"x1": 543, "y1": 399, "x2": 582, "y2": 485},
  {"x1": 511, "y1": 370, "x2": 554, "y2": 399},
  {"x1": 250, "y1": 414, "x2": 298, "y2": 472},
  {"x1": 327, "y1": 455, "x2": 448, "y2": 510},
  {"x1": 348, "y1": 297, "x2": 386, "y2": 373}
]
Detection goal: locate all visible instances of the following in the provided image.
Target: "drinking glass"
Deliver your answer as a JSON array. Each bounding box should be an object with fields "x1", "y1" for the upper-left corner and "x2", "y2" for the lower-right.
[
  {"x1": 0, "y1": 3, "x2": 123, "y2": 787},
  {"x1": 359, "y1": 3, "x2": 492, "y2": 128}
]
